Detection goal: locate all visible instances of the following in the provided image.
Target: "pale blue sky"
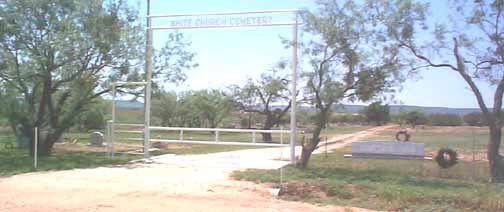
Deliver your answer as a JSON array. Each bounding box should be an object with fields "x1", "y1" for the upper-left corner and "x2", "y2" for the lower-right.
[{"x1": 131, "y1": 0, "x2": 496, "y2": 109}]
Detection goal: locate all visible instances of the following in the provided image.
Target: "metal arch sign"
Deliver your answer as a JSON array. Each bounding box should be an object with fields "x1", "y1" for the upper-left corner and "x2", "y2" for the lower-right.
[
  {"x1": 147, "y1": 9, "x2": 302, "y2": 30},
  {"x1": 143, "y1": 9, "x2": 300, "y2": 164}
]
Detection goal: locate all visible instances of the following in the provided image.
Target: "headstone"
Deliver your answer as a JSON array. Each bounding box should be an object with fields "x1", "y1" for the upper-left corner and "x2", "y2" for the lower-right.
[
  {"x1": 351, "y1": 141, "x2": 424, "y2": 159},
  {"x1": 89, "y1": 132, "x2": 104, "y2": 147}
]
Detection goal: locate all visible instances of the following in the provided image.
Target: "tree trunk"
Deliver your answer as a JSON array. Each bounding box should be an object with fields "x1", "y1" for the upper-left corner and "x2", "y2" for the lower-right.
[
  {"x1": 261, "y1": 132, "x2": 273, "y2": 143},
  {"x1": 27, "y1": 128, "x2": 59, "y2": 157},
  {"x1": 298, "y1": 137, "x2": 320, "y2": 168},
  {"x1": 298, "y1": 116, "x2": 324, "y2": 168},
  {"x1": 488, "y1": 125, "x2": 504, "y2": 182},
  {"x1": 261, "y1": 118, "x2": 274, "y2": 143}
]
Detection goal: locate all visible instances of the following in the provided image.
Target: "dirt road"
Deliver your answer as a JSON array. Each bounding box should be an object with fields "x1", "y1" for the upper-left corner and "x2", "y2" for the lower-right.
[{"x1": 0, "y1": 126, "x2": 391, "y2": 212}]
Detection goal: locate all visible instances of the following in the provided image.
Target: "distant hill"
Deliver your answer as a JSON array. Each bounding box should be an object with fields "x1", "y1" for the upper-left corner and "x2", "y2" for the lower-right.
[
  {"x1": 114, "y1": 99, "x2": 481, "y2": 115},
  {"x1": 333, "y1": 104, "x2": 482, "y2": 115},
  {"x1": 115, "y1": 100, "x2": 144, "y2": 109}
]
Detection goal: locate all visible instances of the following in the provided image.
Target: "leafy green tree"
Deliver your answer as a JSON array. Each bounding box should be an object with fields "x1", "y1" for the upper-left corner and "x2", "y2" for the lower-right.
[
  {"x1": 297, "y1": 0, "x2": 402, "y2": 168},
  {"x1": 152, "y1": 91, "x2": 178, "y2": 127},
  {"x1": 0, "y1": 0, "x2": 196, "y2": 156},
  {"x1": 230, "y1": 64, "x2": 291, "y2": 142},
  {"x1": 192, "y1": 90, "x2": 233, "y2": 129},
  {"x1": 378, "y1": 0, "x2": 504, "y2": 181},
  {"x1": 363, "y1": 101, "x2": 390, "y2": 126},
  {"x1": 174, "y1": 91, "x2": 202, "y2": 127},
  {"x1": 78, "y1": 97, "x2": 109, "y2": 130}
]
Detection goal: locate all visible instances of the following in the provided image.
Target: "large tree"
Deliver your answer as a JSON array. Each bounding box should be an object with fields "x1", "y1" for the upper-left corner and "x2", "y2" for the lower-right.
[
  {"x1": 298, "y1": 0, "x2": 402, "y2": 168},
  {"x1": 0, "y1": 0, "x2": 197, "y2": 156},
  {"x1": 363, "y1": 101, "x2": 390, "y2": 126},
  {"x1": 230, "y1": 63, "x2": 292, "y2": 142},
  {"x1": 377, "y1": 0, "x2": 504, "y2": 182}
]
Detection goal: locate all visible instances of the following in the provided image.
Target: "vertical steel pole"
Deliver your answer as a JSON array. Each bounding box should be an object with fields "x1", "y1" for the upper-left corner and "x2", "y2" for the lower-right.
[
  {"x1": 290, "y1": 12, "x2": 298, "y2": 164},
  {"x1": 144, "y1": 0, "x2": 153, "y2": 158}
]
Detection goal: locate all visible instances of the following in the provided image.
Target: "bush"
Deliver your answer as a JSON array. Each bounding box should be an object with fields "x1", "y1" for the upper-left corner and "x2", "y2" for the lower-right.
[
  {"x1": 463, "y1": 112, "x2": 487, "y2": 126},
  {"x1": 429, "y1": 113, "x2": 463, "y2": 126},
  {"x1": 363, "y1": 102, "x2": 390, "y2": 126},
  {"x1": 405, "y1": 111, "x2": 428, "y2": 127},
  {"x1": 77, "y1": 98, "x2": 108, "y2": 130},
  {"x1": 80, "y1": 109, "x2": 105, "y2": 129}
]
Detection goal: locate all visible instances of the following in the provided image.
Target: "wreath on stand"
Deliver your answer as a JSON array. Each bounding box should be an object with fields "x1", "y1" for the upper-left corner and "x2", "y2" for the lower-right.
[
  {"x1": 395, "y1": 131, "x2": 410, "y2": 142},
  {"x1": 435, "y1": 148, "x2": 458, "y2": 169}
]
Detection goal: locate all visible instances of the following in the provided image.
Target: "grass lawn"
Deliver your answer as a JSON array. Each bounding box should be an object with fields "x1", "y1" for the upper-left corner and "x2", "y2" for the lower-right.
[
  {"x1": 0, "y1": 147, "x2": 142, "y2": 177},
  {"x1": 232, "y1": 149, "x2": 504, "y2": 211}
]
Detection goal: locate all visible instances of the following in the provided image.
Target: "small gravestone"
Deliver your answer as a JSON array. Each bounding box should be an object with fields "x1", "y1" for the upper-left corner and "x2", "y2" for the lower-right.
[{"x1": 89, "y1": 132, "x2": 104, "y2": 147}]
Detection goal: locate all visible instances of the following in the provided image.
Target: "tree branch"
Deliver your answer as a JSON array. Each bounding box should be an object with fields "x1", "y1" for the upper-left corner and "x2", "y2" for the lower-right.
[{"x1": 399, "y1": 40, "x2": 458, "y2": 71}]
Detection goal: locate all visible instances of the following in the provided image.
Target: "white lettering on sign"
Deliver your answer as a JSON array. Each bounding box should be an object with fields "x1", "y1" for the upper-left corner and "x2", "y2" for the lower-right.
[{"x1": 170, "y1": 16, "x2": 274, "y2": 28}]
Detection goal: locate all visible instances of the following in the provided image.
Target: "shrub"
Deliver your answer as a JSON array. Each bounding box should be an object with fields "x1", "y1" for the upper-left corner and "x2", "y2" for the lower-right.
[
  {"x1": 463, "y1": 112, "x2": 487, "y2": 126},
  {"x1": 406, "y1": 111, "x2": 428, "y2": 127},
  {"x1": 363, "y1": 102, "x2": 390, "y2": 126},
  {"x1": 429, "y1": 113, "x2": 463, "y2": 126}
]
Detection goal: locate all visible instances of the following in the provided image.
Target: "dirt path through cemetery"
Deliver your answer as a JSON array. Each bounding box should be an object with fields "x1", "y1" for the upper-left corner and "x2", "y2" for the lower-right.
[{"x1": 0, "y1": 126, "x2": 391, "y2": 212}]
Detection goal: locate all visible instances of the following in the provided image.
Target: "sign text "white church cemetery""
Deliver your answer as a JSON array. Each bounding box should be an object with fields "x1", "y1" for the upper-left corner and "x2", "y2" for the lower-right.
[{"x1": 170, "y1": 16, "x2": 274, "y2": 28}]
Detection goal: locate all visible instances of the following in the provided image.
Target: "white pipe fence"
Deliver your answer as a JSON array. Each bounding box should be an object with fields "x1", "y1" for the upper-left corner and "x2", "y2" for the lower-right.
[{"x1": 106, "y1": 121, "x2": 290, "y2": 157}]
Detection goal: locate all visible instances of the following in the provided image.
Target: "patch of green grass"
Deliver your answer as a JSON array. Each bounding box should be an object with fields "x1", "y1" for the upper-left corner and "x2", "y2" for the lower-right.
[
  {"x1": 232, "y1": 150, "x2": 504, "y2": 211},
  {"x1": 0, "y1": 147, "x2": 142, "y2": 177}
]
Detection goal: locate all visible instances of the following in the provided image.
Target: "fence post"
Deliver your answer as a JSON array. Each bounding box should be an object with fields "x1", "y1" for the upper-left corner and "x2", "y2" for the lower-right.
[
  {"x1": 111, "y1": 121, "x2": 115, "y2": 158},
  {"x1": 106, "y1": 120, "x2": 113, "y2": 158},
  {"x1": 252, "y1": 131, "x2": 256, "y2": 144},
  {"x1": 215, "y1": 130, "x2": 219, "y2": 143},
  {"x1": 34, "y1": 127, "x2": 38, "y2": 169},
  {"x1": 179, "y1": 130, "x2": 184, "y2": 141},
  {"x1": 280, "y1": 127, "x2": 283, "y2": 145},
  {"x1": 106, "y1": 121, "x2": 110, "y2": 158}
]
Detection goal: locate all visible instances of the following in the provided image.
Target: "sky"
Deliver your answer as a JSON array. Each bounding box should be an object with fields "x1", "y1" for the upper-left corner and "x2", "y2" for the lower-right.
[{"x1": 129, "y1": 0, "x2": 497, "y2": 109}]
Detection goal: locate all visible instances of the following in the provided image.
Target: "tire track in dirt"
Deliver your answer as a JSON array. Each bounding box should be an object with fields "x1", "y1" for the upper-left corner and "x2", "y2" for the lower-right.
[{"x1": 314, "y1": 125, "x2": 397, "y2": 154}]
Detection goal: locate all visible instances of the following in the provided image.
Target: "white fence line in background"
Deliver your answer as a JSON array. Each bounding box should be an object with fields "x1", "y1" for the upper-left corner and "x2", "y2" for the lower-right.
[
  {"x1": 125, "y1": 138, "x2": 288, "y2": 147},
  {"x1": 148, "y1": 126, "x2": 291, "y2": 134},
  {"x1": 106, "y1": 122, "x2": 291, "y2": 157}
]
